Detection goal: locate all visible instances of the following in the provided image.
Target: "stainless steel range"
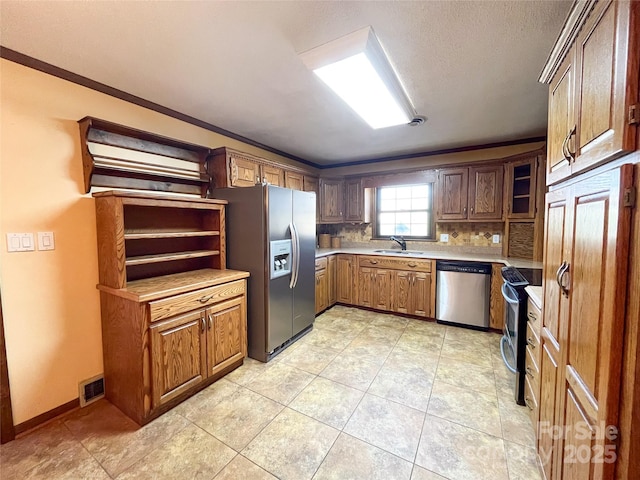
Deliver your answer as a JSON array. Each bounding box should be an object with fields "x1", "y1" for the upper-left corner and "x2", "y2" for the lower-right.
[{"x1": 500, "y1": 266, "x2": 541, "y2": 405}]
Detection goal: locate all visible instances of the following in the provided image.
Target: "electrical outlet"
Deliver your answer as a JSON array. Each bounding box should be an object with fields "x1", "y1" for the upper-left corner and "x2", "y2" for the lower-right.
[
  {"x1": 440, "y1": 233, "x2": 449, "y2": 243},
  {"x1": 492, "y1": 234, "x2": 500, "y2": 244}
]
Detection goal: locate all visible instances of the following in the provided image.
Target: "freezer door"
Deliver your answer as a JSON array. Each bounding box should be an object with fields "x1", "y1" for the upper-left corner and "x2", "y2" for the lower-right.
[
  {"x1": 292, "y1": 189, "x2": 316, "y2": 336},
  {"x1": 267, "y1": 186, "x2": 294, "y2": 351}
]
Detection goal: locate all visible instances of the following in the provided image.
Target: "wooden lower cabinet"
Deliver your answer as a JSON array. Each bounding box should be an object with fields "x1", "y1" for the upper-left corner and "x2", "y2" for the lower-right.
[
  {"x1": 327, "y1": 255, "x2": 337, "y2": 305},
  {"x1": 101, "y1": 275, "x2": 248, "y2": 425},
  {"x1": 315, "y1": 255, "x2": 337, "y2": 315},
  {"x1": 315, "y1": 268, "x2": 328, "y2": 314},
  {"x1": 355, "y1": 256, "x2": 435, "y2": 318},
  {"x1": 336, "y1": 255, "x2": 356, "y2": 304},
  {"x1": 393, "y1": 270, "x2": 431, "y2": 317}
]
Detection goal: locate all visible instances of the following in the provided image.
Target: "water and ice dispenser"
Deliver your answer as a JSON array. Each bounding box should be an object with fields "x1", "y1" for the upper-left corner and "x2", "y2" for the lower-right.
[{"x1": 270, "y1": 239, "x2": 292, "y2": 279}]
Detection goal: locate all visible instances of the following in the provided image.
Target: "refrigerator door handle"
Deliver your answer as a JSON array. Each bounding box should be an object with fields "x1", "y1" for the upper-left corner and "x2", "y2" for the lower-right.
[
  {"x1": 289, "y1": 222, "x2": 298, "y2": 289},
  {"x1": 292, "y1": 222, "x2": 301, "y2": 288}
]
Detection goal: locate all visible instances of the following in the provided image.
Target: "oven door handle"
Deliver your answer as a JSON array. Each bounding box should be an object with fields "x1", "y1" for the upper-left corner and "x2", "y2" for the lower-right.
[
  {"x1": 501, "y1": 283, "x2": 520, "y2": 305},
  {"x1": 500, "y1": 335, "x2": 517, "y2": 373}
]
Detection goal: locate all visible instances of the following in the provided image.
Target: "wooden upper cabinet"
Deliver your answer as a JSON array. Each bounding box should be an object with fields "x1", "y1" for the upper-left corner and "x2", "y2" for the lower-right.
[
  {"x1": 437, "y1": 168, "x2": 468, "y2": 220},
  {"x1": 260, "y1": 164, "x2": 284, "y2": 187},
  {"x1": 207, "y1": 146, "x2": 313, "y2": 191},
  {"x1": 284, "y1": 171, "x2": 304, "y2": 190},
  {"x1": 437, "y1": 165, "x2": 502, "y2": 221},
  {"x1": 547, "y1": 52, "x2": 575, "y2": 185},
  {"x1": 229, "y1": 154, "x2": 260, "y2": 187},
  {"x1": 303, "y1": 176, "x2": 320, "y2": 222},
  {"x1": 319, "y1": 178, "x2": 344, "y2": 223},
  {"x1": 344, "y1": 178, "x2": 371, "y2": 223},
  {"x1": 468, "y1": 165, "x2": 503, "y2": 220},
  {"x1": 542, "y1": 0, "x2": 638, "y2": 186},
  {"x1": 505, "y1": 156, "x2": 538, "y2": 219}
]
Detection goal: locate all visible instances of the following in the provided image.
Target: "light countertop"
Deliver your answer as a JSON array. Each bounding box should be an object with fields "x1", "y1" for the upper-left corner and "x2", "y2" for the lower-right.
[
  {"x1": 525, "y1": 286, "x2": 543, "y2": 309},
  {"x1": 315, "y1": 247, "x2": 542, "y2": 269}
]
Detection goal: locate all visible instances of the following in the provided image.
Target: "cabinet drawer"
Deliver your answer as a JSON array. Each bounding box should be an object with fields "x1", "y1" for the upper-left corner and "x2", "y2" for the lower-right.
[
  {"x1": 150, "y1": 280, "x2": 246, "y2": 321},
  {"x1": 358, "y1": 255, "x2": 433, "y2": 272},
  {"x1": 525, "y1": 344, "x2": 540, "y2": 399},
  {"x1": 526, "y1": 297, "x2": 542, "y2": 340},
  {"x1": 315, "y1": 257, "x2": 327, "y2": 271},
  {"x1": 524, "y1": 375, "x2": 539, "y2": 427}
]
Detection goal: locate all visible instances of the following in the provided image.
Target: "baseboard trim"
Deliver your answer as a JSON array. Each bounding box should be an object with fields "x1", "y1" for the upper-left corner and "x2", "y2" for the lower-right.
[{"x1": 14, "y1": 398, "x2": 80, "y2": 436}]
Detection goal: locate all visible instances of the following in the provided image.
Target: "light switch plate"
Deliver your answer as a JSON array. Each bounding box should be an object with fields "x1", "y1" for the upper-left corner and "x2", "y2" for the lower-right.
[
  {"x1": 6, "y1": 233, "x2": 35, "y2": 252},
  {"x1": 440, "y1": 233, "x2": 449, "y2": 243},
  {"x1": 38, "y1": 231, "x2": 55, "y2": 250},
  {"x1": 492, "y1": 234, "x2": 500, "y2": 244}
]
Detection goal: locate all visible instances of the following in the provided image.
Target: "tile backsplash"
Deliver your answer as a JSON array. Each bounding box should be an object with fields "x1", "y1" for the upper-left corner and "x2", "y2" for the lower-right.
[{"x1": 318, "y1": 222, "x2": 504, "y2": 254}]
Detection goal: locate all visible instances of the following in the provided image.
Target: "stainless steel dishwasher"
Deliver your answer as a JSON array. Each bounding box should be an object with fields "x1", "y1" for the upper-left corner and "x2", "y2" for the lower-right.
[{"x1": 435, "y1": 260, "x2": 491, "y2": 330}]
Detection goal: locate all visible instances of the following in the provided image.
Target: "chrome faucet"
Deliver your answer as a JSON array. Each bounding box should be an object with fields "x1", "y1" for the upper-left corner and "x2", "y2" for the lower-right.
[{"x1": 390, "y1": 236, "x2": 407, "y2": 250}]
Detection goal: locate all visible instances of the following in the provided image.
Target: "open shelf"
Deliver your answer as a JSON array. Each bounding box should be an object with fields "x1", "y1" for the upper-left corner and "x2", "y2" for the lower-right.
[
  {"x1": 126, "y1": 250, "x2": 221, "y2": 267},
  {"x1": 94, "y1": 190, "x2": 227, "y2": 288},
  {"x1": 124, "y1": 231, "x2": 220, "y2": 240}
]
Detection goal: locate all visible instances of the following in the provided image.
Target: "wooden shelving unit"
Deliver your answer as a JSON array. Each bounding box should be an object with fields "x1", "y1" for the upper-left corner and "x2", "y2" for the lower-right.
[
  {"x1": 93, "y1": 190, "x2": 250, "y2": 425},
  {"x1": 94, "y1": 190, "x2": 226, "y2": 287}
]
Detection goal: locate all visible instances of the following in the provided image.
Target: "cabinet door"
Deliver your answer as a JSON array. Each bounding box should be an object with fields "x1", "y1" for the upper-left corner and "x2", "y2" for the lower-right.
[
  {"x1": 315, "y1": 269, "x2": 327, "y2": 314},
  {"x1": 207, "y1": 296, "x2": 245, "y2": 374},
  {"x1": 572, "y1": 0, "x2": 637, "y2": 176},
  {"x1": 505, "y1": 157, "x2": 537, "y2": 219},
  {"x1": 556, "y1": 166, "x2": 632, "y2": 480},
  {"x1": 230, "y1": 155, "x2": 259, "y2": 187},
  {"x1": 304, "y1": 176, "x2": 320, "y2": 222},
  {"x1": 320, "y1": 179, "x2": 344, "y2": 223},
  {"x1": 468, "y1": 165, "x2": 503, "y2": 220},
  {"x1": 393, "y1": 270, "x2": 412, "y2": 315},
  {"x1": 260, "y1": 164, "x2": 284, "y2": 187},
  {"x1": 357, "y1": 266, "x2": 374, "y2": 307},
  {"x1": 344, "y1": 179, "x2": 366, "y2": 222},
  {"x1": 538, "y1": 334, "x2": 559, "y2": 480},
  {"x1": 539, "y1": 186, "x2": 569, "y2": 478},
  {"x1": 547, "y1": 52, "x2": 575, "y2": 186},
  {"x1": 372, "y1": 269, "x2": 392, "y2": 311},
  {"x1": 411, "y1": 272, "x2": 431, "y2": 317},
  {"x1": 150, "y1": 309, "x2": 206, "y2": 408},
  {"x1": 437, "y1": 168, "x2": 468, "y2": 220},
  {"x1": 489, "y1": 264, "x2": 505, "y2": 330},
  {"x1": 336, "y1": 255, "x2": 355, "y2": 304},
  {"x1": 284, "y1": 171, "x2": 304, "y2": 190},
  {"x1": 327, "y1": 255, "x2": 337, "y2": 306}
]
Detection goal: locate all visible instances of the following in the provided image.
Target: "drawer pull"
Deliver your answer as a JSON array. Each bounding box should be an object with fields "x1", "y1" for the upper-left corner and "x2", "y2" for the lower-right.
[
  {"x1": 524, "y1": 397, "x2": 535, "y2": 411},
  {"x1": 199, "y1": 295, "x2": 214, "y2": 303},
  {"x1": 408, "y1": 262, "x2": 417, "y2": 267},
  {"x1": 527, "y1": 312, "x2": 537, "y2": 321},
  {"x1": 525, "y1": 366, "x2": 535, "y2": 378},
  {"x1": 370, "y1": 260, "x2": 378, "y2": 264},
  {"x1": 527, "y1": 337, "x2": 536, "y2": 349}
]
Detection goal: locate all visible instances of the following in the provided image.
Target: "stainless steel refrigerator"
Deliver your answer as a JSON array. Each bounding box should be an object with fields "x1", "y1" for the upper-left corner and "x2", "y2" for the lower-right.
[{"x1": 212, "y1": 185, "x2": 316, "y2": 362}]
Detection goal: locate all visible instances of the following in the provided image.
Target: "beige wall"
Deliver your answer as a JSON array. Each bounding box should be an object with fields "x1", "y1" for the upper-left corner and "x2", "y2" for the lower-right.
[{"x1": 0, "y1": 59, "x2": 312, "y2": 425}]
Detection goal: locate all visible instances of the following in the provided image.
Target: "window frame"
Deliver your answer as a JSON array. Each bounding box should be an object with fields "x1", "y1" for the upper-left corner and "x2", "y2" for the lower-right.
[{"x1": 372, "y1": 182, "x2": 436, "y2": 241}]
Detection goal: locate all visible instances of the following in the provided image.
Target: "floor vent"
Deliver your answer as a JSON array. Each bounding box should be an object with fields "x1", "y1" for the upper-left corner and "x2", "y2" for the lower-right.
[{"x1": 78, "y1": 375, "x2": 105, "y2": 407}]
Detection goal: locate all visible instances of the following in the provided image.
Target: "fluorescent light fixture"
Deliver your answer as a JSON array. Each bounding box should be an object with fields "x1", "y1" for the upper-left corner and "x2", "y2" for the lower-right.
[{"x1": 300, "y1": 26, "x2": 416, "y2": 129}]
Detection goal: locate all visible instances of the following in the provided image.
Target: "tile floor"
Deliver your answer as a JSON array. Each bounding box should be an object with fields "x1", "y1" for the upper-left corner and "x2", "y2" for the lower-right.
[{"x1": 0, "y1": 306, "x2": 542, "y2": 480}]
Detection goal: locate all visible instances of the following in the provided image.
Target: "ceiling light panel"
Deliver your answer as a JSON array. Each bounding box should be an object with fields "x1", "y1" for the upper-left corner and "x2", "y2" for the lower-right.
[{"x1": 300, "y1": 26, "x2": 416, "y2": 129}]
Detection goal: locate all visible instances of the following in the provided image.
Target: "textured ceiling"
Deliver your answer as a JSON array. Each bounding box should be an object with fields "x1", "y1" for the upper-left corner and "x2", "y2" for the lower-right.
[{"x1": 0, "y1": 1, "x2": 571, "y2": 166}]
